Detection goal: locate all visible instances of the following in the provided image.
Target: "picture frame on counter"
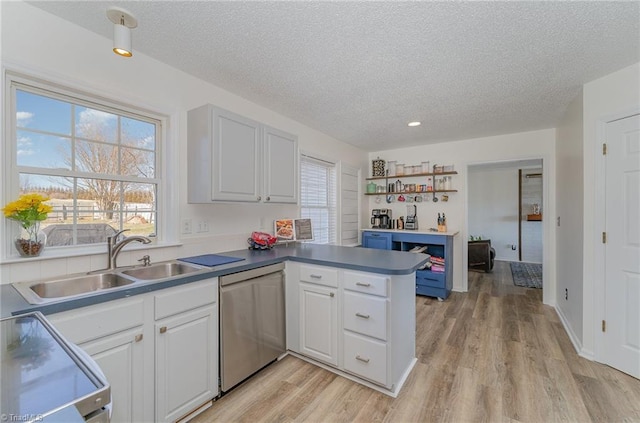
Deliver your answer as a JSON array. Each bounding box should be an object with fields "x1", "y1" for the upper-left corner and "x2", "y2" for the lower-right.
[{"x1": 274, "y1": 218, "x2": 314, "y2": 242}]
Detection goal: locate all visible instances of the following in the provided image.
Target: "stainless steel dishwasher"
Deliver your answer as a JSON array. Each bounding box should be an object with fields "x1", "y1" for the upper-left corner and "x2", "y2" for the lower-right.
[{"x1": 219, "y1": 262, "x2": 286, "y2": 392}]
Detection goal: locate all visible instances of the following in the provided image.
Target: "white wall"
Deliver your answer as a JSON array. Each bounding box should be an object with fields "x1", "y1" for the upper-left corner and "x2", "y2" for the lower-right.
[
  {"x1": 369, "y1": 128, "x2": 557, "y2": 305},
  {"x1": 0, "y1": 1, "x2": 367, "y2": 284},
  {"x1": 555, "y1": 91, "x2": 584, "y2": 350},
  {"x1": 582, "y1": 62, "x2": 640, "y2": 357},
  {"x1": 468, "y1": 167, "x2": 519, "y2": 261}
]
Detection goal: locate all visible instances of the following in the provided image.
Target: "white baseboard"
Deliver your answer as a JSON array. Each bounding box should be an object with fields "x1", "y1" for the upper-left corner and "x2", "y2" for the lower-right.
[{"x1": 554, "y1": 305, "x2": 592, "y2": 359}]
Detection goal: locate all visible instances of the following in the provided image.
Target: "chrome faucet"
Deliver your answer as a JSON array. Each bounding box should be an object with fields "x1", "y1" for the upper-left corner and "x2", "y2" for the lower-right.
[{"x1": 107, "y1": 229, "x2": 152, "y2": 270}]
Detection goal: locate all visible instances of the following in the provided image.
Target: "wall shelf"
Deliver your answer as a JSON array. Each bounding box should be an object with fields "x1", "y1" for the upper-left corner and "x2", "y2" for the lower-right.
[
  {"x1": 365, "y1": 189, "x2": 458, "y2": 196},
  {"x1": 366, "y1": 171, "x2": 458, "y2": 181}
]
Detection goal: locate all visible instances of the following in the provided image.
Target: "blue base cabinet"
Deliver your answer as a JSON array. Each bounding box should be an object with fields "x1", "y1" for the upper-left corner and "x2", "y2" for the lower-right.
[{"x1": 362, "y1": 231, "x2": 454, "y2": 300}]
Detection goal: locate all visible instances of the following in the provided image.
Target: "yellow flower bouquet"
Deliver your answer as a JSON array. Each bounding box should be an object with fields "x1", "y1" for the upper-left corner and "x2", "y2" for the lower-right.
[{"x1": 2, "y1": 193, "x2": 53, "y2": 256}]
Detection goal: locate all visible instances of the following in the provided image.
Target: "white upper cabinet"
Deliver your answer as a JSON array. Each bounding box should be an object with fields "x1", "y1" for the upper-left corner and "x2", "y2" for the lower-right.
[
  {"x1": 188, "y1": 105, "x2": 298, "y2": 203},
  {"x1": 263, "y1": 125, "x2": 298, "y2": 204}
]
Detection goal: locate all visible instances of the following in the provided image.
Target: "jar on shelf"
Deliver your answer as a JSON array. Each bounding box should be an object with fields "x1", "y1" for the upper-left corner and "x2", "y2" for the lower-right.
[
  {"x1": 387, "y1": 161, "x2": 396, "y2": 176},
  {"x1": 421, "y1": 161, "x2": 430, "y2": 173},
  {"x1": 396, "y1": 163, "x2": 405, "y2": 175},
  {"x1": 444, "y1": 176, "x2": 452, "y2": 190}
]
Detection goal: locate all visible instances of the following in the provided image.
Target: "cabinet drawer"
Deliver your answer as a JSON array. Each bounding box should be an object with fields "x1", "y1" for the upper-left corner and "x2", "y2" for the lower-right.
[
  {"x1": 416, "y1": 270, "x2": 445, "y2": 289},
  {"x1": 155, "y1": 278, "x2": 217, "y2": 320},
  {"x1": 50, "y1": 297, "x2": 144, "y2": 344},
  {"x1": 299, "y1": 264, "x2": 338, "y2": 288},
  {"x1": 362, "y1": 232, "x2": 392, "y2": 250},
  {"x1": 343, "y1": 270, "x2": 388, "y2": 297},
  {"x1": 343, "y1": 291, "x2": 387, "y2": 340},
  {"x1": 343, "y1": 332, "x2": 387, "y2": 386}
]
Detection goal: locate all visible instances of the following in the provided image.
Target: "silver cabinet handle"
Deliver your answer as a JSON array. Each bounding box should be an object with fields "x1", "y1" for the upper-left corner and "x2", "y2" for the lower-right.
[
  {"x1": 257, "y1": 196, "x2": 262, "y2": 201},
  {"x1": 356, "y1": 355, "x2": 370, "y2": 363},
  {"x1": 159, "y1": 326, "x2": 167, "y2": 334},
  {"x1": 356, "y1": 282, "x2": 371, "y2": 287},
  {"x1": 266, "y1": 196, "x2": 271, "y2": 201},
  {"x1": 310, "y1": 274, "x2": 322, "y2": 279},
  {"x1": 329, "y1": 292, "x2": 335, "y2": 297},
  {"x1": 135, "y1": 334, "x2": 143, "y2": 342},
  {"x1": 355, "y1": 312, "x2": 370, "y2": 319}
]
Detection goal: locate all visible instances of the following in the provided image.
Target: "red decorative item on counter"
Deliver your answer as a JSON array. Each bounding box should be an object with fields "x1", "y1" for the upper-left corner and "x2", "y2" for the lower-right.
[{"x1": 247, "y1": 231, "x2": 277, "y2": 250}]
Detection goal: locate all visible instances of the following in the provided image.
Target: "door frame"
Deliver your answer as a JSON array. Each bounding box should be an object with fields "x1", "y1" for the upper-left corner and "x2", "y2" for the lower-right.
[
  {"x1": 464, "y1": 156, "x2": 554, "y2": 306},
  {"x1": 593, "y1": 107, "x2": 640, "y2": 363}
]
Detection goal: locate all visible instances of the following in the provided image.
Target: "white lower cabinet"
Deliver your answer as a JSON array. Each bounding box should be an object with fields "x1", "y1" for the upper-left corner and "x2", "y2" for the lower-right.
[
  {"x1": 287, "y1": 262, "x2": 416, "y2": 396},
  {"x1": 49, "y1": 278, "x2": 218, "y2": 423},
  {"x1": 299, "y1": 282, "x2": 338, "y2": 366},
  {"x1": 81, "y1": 326, "x2": 146, "y2": 422},
  {"x1": 155, "y1": 306, "x2": 217, "y2": 422}
]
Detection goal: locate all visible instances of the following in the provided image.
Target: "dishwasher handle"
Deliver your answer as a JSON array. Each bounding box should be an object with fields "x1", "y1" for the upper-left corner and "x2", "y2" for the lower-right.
[{"x1": 219, "y1": 262, "x2": 285, "y2": 287}]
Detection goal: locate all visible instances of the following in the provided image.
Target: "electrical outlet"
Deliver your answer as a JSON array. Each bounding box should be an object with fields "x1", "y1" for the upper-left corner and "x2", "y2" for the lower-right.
[
  {"x1": 197, "y1": 221, "x2": 209, "y2": 233},
  {"x1": 182, "y1": 218, "x2": 192, "y2": 234}
]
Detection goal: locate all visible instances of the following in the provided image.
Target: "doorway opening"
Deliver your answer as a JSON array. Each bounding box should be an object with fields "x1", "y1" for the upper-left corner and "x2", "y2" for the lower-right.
[{"x1": 466, "y1": 159, "x2": 544, "y2": 296}]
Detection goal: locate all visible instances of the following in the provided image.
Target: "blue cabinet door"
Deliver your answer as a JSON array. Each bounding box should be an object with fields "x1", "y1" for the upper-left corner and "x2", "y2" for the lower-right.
[{"x1": 362, "y1": 232, "x2": 392, "y2": 250}]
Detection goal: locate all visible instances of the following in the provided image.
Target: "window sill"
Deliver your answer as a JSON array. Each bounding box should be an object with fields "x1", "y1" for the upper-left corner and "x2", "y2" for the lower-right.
[{"x1": 1, "y1": 241, "x2": 183, "y2": 265}]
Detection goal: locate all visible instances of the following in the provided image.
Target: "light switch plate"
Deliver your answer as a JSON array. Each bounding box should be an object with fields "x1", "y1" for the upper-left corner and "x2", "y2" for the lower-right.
[{"x1": 182, "y1": 218, "x2": 192, "y2": 234}]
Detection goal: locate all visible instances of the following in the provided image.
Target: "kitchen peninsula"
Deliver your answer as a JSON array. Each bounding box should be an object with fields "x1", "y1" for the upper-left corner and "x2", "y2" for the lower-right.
[{"x1": 1, "y1": 244, "x2": 428, "y2": 421}]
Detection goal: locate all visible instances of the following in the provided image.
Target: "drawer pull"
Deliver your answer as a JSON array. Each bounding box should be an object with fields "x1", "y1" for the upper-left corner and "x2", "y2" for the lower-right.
[
  {"x1": 159, "y1": 326, "x2": 167, "y2": 334},
  {"x1": 355, "y1": 282, "x2": 371, "y2": 287},
  {"x1": 310, "y1": 274, "x2": 322, "y2": 279},
  {"x1": 356, "y1": 355, "x2": 370, "y2": 363},
  {"x1": 135, "y1": 334, "x2": 143, "y2": 342},
  {"x1": 329, "y1": 292, "x2": 335, "y2": 298},
  {"x1": 355, "y1": 312, "x2": 370, "y2": 319}
]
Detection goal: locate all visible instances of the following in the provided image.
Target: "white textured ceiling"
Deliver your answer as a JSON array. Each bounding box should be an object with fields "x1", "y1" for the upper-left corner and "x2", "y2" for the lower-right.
[{"x1": 25, "y1": 1, "x2": 640, "y2": 151}]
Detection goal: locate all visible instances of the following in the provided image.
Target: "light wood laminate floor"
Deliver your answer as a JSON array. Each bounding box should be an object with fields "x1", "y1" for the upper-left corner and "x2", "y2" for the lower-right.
[{"x1": 192, "y1": 261, "x2": 640, "y2": 422}]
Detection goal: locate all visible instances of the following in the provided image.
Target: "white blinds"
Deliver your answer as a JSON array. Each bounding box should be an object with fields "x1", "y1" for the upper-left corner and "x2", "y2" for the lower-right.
[{"x1": 300, "y1": 155, "x2": 337, "y2": 244}]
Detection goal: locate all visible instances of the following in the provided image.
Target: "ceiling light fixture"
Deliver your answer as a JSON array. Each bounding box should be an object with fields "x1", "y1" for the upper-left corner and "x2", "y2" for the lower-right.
[
  {"x1": 107, "y1": 7, "x2": 138, "y2": 58},
  {"x1": 407, "y1": 121, "x2": 421, "y2": 127}
]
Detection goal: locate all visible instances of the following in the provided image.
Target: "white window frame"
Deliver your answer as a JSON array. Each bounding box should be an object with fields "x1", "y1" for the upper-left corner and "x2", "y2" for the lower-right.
[
  {"x1": 300, "y1": 153, "x2": 337, "y2": 245},
  {"x1": 2, "y1": 70, "x2": 172, "y2": 261}
]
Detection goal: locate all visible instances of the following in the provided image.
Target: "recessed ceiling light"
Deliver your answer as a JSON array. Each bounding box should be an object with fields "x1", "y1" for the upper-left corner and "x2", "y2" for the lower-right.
[{"x1": 407, "y1": 121, "x2": 421, "y2": 127}]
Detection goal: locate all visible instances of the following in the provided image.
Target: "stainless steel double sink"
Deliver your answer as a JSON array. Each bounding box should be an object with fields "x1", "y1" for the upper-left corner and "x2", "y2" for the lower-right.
[{"x1": 13, "y1": 261, "x2": 206, "y2": 305}]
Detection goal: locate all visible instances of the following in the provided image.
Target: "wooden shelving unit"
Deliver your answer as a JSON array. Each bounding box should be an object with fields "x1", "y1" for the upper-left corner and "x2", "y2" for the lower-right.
[{"x1": 366, "y1": 170, "x2": 458, "y2": 181}]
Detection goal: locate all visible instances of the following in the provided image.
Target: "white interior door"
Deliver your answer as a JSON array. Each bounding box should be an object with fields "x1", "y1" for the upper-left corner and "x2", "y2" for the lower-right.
[{"x1": 604, "y1": 114, "x2": 640, "y2": 378}]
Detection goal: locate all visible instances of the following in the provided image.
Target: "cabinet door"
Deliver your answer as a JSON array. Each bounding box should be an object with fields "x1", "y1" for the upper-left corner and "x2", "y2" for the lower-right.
[
  {"x1": 80, "y1": 327, "x2": 146, "y2": 423},
  {"x1": 299, "y1": 282, "x2": 338, "y2": 366},
  {"x1": 155, "y1": 305, "x2": 218, "y2": 423},
  {"x1": 263, "y1": 125, "x2": 298, "y2": 204},
  {"x1": 362, "y1": 232, "x2": 392, "y2": 250},
  {"x1": 213, "y1": 108, "x2": 262, "y2": 202}
]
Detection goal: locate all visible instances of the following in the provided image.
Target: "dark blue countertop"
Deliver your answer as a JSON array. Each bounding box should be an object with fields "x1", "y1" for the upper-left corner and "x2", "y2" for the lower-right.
[{"x1": 1, "y1": 243, "x2": 428, "y2": 318}]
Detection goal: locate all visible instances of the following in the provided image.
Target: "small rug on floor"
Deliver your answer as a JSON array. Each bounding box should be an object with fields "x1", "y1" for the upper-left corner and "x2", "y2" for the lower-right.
[{"x1": 510, "y1": 262, "x2": 542, "y2": 289}]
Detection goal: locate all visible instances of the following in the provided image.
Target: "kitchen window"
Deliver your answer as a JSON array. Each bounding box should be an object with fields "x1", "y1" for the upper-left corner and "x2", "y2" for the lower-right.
[
  {"x1": 300, "y1": 154, "x2": 337, "y2": 244},
  {"x1": 5, "y1": 74, "x2": 161, "y2": 252}
]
